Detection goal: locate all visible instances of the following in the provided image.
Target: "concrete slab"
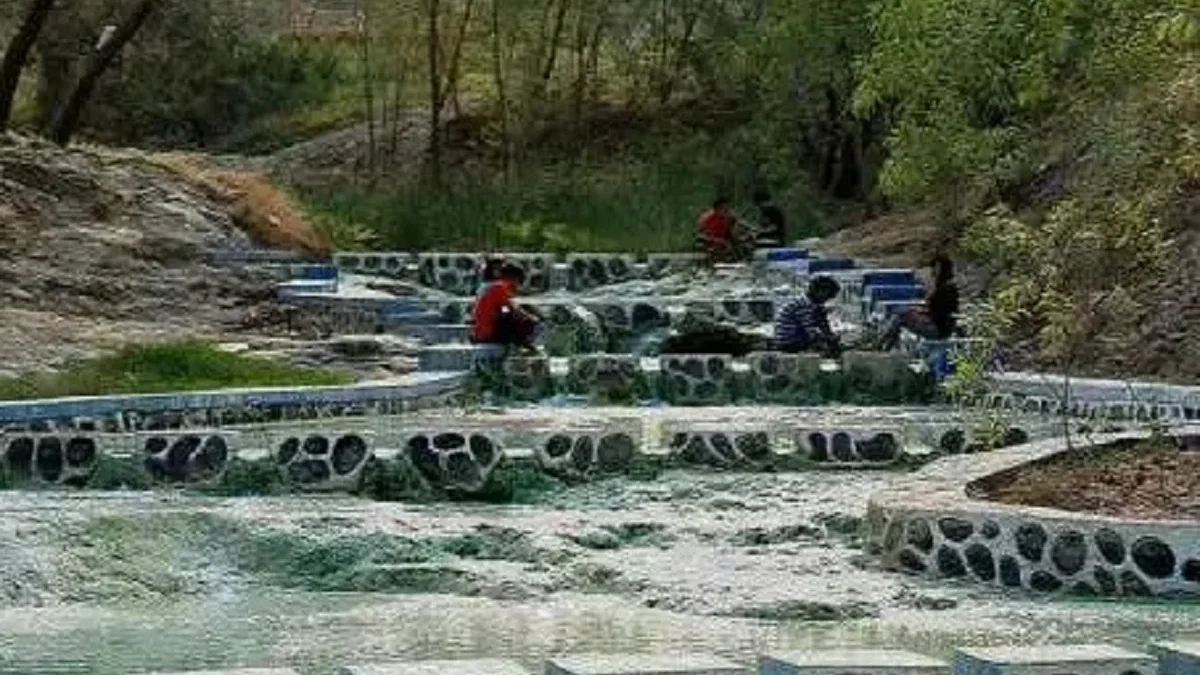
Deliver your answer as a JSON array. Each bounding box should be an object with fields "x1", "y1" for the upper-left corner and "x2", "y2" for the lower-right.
[
  {"x1": 952, "y1": 644, "x2": 1156, "y2": 675},
  {"x1": 340, "y1": 659, "x2": 531, "y2": 675},
  {"x1": 143, "y1": 669, "x2": 300, "y2": 675},
  {"x1": 545, "y1": 654, "x2": 747, "y2": 675},
  {"x1": 142, "y1": 662, "x2": 300, "y2": 667},
  {"x1": 759, "y1": 649, "x2": 945, "y2": 675},
  {"x1": 1151, "y1": 642, "x2": 1200, "y2": 675}
]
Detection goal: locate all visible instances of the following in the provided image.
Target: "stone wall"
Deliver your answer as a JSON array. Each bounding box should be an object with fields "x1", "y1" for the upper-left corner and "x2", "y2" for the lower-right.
[{"x1": 868, "y1": 428, "x2": 1200, "y2": 598}]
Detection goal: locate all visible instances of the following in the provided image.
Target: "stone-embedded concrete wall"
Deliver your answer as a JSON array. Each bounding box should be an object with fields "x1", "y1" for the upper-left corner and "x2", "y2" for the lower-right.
[
  {"x1": 0, "y1": 373, "x2": 467, "y2": 432},
  {"x1": 535, "y1": 426, "x2": 641, "y2": 478},
  {"x1": 273, "y1": 431, "x2": 373, "y2": 491},
  {"x1": 868, "y1": 429, "x2": 1200, "y2": 598},
  {"x1": 139, "y1": 431, "x2": 236, "y2": 485},
  {"x1": 988, "y1": 372, "x2": 1200, "y2": 423},
  {"x1": 400, "y1": 428, "x2": 506, "y2": 493},
  {"x1": 0, "y1": 433, "x2": 100, "y2": 485}
]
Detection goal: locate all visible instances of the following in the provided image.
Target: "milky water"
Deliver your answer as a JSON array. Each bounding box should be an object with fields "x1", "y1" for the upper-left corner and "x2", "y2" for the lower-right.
[{"x1": 0, "y1": 470, "x2": 1197, "y2": 675}]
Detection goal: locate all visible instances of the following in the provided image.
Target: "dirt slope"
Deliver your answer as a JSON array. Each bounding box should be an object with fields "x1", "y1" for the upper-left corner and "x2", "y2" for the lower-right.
[{"x1": 0, "y1": 134, "x2": 316, "y2": 376}]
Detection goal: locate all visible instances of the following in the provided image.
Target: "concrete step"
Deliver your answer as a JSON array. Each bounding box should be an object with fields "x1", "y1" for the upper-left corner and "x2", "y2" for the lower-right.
[
  {"x1": 951, "y1": 644, "x2": 1156, "y2": 675},
  {"x1": 1152, "y1": 642, "x2": 1200, "y2": 675},
  {"x1": 340, "y1": 660, "x2": 530, "y2": 675},
  {"x1": 545, "y1": 653, "x2": 746, "y2": 675},
  {"x1": 759, "y1": 649, "x2": 946, "y2": 675}
]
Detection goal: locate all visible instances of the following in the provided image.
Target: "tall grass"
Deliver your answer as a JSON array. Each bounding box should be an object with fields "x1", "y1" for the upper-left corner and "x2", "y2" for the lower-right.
[
  {"x1": 0, "y1": 342, "x2": 352, "y2": 401},
  {"x1": 303, "y1": 134, "x2": 826, "y2": 252}
]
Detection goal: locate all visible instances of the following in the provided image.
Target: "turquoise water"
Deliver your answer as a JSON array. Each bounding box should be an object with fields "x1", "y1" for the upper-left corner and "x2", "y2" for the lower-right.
[{"x1": 0, "y1": 472, "x2": 1197, "y2": 674}]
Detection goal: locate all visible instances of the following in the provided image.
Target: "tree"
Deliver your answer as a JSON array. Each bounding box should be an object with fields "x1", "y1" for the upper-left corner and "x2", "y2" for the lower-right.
[
  {"x1": 48, "y1": 0, "x2": 163, "y2": 146},
  {"x1": 0, "y1": 0, "x2": 56, "y2": 133}
]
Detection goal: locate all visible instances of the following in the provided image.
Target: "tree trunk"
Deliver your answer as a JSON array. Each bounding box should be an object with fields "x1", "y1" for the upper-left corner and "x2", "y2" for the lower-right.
[
  {"x1": 356, "y1": 0, "x2": 376, "y2": 177},
  {"x1": 48, "y1": 0, "x2": 161, "y2": 146},
  {"x1": 539, "y1": 0, "x2": 570, "y2": 94},
  {"x1": 442, "y1": 0, "x2": 475, "y2": 118},
  {"x1": 426, "y1": 0, "x2": 443, "y2": 186},
  {"x1": 0, "y1": 0, "x2": 56, "y2": 133},
  {"x1": 491, "y1": 0, "x2": 512, "y2": 184}
]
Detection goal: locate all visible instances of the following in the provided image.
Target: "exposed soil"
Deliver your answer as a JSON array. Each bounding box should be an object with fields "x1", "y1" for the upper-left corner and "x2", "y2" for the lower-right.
[
  {"x1": 982, "y1": 441, "x2": 1200, "y2": 521},
  {"x1": 0, "y1": 133, "x2": 326, "y2": 375}
]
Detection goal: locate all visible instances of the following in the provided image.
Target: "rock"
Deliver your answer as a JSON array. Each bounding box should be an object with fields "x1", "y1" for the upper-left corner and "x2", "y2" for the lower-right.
[
  {"x1": 936, "y1": 546, "x2": 967, "y2": 578},
  {"x1": 965, "y1": 544, "x2": 996, "y2": 581},
  {"x1": 1015, "y1": 523, "x2": 1047, "y2": 562},
  {"x1": 1050, "y1": 530, "x2": 1088, "y2": 576},
  {"x1": 1131, "y1": 536, "x2": 1176, "y2": 579},
  {"x1": 938, "y1": 517, "x2": 974, "y2": 543},
  {"x1": 1094, "y1": 528, "x2": 1126, "y2": 565}
]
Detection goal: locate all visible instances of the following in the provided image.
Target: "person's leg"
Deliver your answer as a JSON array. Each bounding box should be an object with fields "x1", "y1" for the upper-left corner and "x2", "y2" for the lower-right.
[{"x1": 493, "y1": 308, "x2": 520, "y2": 347}]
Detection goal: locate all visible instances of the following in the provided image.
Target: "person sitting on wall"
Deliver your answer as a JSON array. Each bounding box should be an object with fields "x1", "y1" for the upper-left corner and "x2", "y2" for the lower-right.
[
  {"x1": 695, "y1": 197, "x2": 739, "y2": 265},
  {"x1": 470, "y1": 263, "x2": 542, "y2": 352},
  {"x1": 876, "y1": 254, "x2": 960, "y2": 351},
  {"x1": 752, "y1": 190, "x2": 787, "y2": 250},
  {"x1": 773, "y1": 275, "x2": 843, "y2": 358}
]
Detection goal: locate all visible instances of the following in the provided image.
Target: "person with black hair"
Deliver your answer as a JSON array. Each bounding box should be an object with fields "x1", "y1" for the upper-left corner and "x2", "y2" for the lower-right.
[
  {"x1": 753, "y1": 190, "x2": 786, "y2": 249},
  {"x1": 470, "y1": 262, "x2": 541, "y2": 350},
  {"x1": 877, "y1": 255, "x2": 960, "y2": 350},
  {"x1": 773, "y1": 275, "x2": 843, "y2": 357}
]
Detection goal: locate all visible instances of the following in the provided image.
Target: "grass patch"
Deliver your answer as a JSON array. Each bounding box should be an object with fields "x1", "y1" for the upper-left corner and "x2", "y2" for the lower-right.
[
  {"x1": 0, "y1": 341, "x2": 352, "y2": 401},
  {"x1": 301, "y1": 133, "x2": 827, "y2": 252}
]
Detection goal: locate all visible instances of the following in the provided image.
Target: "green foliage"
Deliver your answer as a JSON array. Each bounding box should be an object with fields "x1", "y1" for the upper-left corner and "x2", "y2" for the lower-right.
[
  {"x1": 0, "y1": 341, "x2": 352, "y2": 401},
  {"x1": 301, "y1": 133, "x2": 808, "y2": 251}
]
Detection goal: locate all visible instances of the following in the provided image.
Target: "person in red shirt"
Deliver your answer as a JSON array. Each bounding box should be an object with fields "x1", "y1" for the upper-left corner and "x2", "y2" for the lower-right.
[
  {"x1": 470, "y1": 263, "x2": 541, "y2": 350},
  {"x1": 696, "y1": 197, "x2": 737, "y2": 264}
]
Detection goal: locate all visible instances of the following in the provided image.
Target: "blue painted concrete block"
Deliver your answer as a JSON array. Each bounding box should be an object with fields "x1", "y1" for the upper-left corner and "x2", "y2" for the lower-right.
[
  {"x1": 862, "y1": 270, "x2": 920, "y2": 287},
  {"x1": 807, "y1": 258, "x2": 855, "y2": 273},
  {"x1": 765, "y1": 248, "x2": 809, "y2": 262},
  {"x1": 865, "y1": 284, "x2": 925, "y2": 304},
  {"x1": 299, "y1": 264, "x2": 339, "y2": 281}
]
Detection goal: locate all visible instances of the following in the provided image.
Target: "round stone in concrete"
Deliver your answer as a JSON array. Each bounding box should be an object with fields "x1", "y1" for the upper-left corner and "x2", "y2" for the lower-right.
[
  {"x1": 332, "y1": 435, "x2": 369, "y2": 476},
  {"x1": 937, "y1": 546, "x2": 967, "y2": 578},
  {"x1": 1015, "y1": 523, "x2": 1048, "y2": 563},
  {"x1": 938, "y1": 517, "x2": 974, "y2": 543},
  {"x1": 1131, "y1": 536, "x2": 1176, "y2": 579},
  {"x1": 597, "y1": 433, "x2": 636, "y2": 472},
  {"x1": 1094, "y1": 566, "x2": 1118, "y2": 594},
  {"x1": 65, "y1": 437, "x2": 97, "y2": 468},
  {"x1": 1119, "y1": 569, "x2": 1152, "y2": 597},
  {"x1": 468, "y1": 434, "x2": 497, "y2": 467},
  {"x1": 965, "y1": 544, "x2": 996, "y2": 581},
  {"x1": 906, "y1": 519, "x2": 933, "y2": 553},
  {"x1": 1095, "y1": 528, "x2": 1126, "y2": 565},
  {"x1": 546, "y1": 435, "x2": 572, "y2": 459},
  {"x1": 1051, "y1": 530, "x2": 1088, "y2": 576},
  {"x1": 1030, "y1": 570, "x2": 1063, "y2": 593},
  {"x1": 303, "y1": 435, "x2": 330, "y2": 456},
  {"x1": 35, "y1": 437, "x2": 63, "y2": 482},
  {"x1": 999, "y1": 556, "x2": 1022, "y2": 588}
]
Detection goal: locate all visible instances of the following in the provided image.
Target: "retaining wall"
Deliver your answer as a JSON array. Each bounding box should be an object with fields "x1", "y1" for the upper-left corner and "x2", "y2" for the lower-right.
[{"x1": 867, "y1": 427, "x2": 1200, "y2": 598}]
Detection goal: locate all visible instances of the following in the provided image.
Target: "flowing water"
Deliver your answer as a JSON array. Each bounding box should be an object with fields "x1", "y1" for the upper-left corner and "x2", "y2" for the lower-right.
[{"x1": 0, "y1": 470, "x2": 1197, "y2": 674}]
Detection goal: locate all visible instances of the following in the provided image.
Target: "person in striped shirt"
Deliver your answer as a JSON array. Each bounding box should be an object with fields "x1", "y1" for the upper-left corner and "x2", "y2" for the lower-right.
[{"x1": 773, "y1": 275, "x2": 842, "y2": 357}]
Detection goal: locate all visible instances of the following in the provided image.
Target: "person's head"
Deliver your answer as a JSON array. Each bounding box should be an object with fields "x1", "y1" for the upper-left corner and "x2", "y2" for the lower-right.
[
  {"x1": 481, "y1": 256, "x2": 505, "y2": 281},
  {"x1": 712, "y1": 197, "x2": 731, "y2": 213},
  {"x1": 499, "y1": 262, "x2": 527, "y2": 289},
  {"x1": 930, "y1": 254, "x2": 955, "y2": 286},
  {"x1": 753, "y1": 189, "x2": 770, "y2": 205},
  {"x1": 807, "y1": 275, "x2": 841, "y2": 304}
]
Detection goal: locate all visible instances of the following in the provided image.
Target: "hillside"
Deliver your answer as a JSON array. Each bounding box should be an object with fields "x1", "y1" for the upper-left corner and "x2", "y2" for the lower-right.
[{"x1": 0, "y1": 133, "x2": 325, "y2": 376}]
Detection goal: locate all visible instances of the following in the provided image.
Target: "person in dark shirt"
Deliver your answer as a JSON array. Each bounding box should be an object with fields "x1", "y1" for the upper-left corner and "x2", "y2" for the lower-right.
[
  {"x1": 773, "y1": 275, "x2": 842, "y2": 358},
  {"x1": 878, "y1": 254, "x2": 960, "y2": 350},
  {"x1": 753, "y1": 190, "x2": 786, "y2": 249}
]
